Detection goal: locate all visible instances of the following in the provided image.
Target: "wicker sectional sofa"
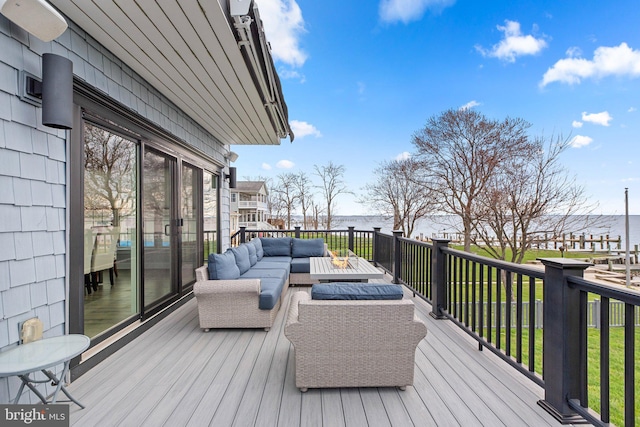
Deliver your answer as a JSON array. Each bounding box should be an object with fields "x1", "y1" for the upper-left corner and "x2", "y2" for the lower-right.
[
  {"x1": 284, "y1": 287, "x2": 428, "y2": 392},
  {"x1": 193, "y1": 237, "x2": 326, "y2": 331}
]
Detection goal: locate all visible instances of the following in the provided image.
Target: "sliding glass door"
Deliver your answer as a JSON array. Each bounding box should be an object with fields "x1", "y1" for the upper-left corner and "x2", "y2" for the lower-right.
[
  {"x1": 83, "y1": 122, "x2": 139, "y2": 338},
  {"x1": 181, "y1": 163, "x2": 201, "y2": 289},
  {"x1": 142, "y1": 148, "x2": 177, "y2": 311},
  {"x1": 78, "y1": 113, "x2": 216, "y2": 338}
]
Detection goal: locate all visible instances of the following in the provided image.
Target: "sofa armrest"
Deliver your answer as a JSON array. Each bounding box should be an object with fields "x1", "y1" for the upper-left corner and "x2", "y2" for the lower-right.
[
  {"x1": 286, "y1": 292, "x2": 309, "y2": 325},
  {"x1": 194, "y1": 279, "x2": 261, "y2": 296},
  {"x1": 195, "y1": 265, "x2": 209, "y2": 282}
]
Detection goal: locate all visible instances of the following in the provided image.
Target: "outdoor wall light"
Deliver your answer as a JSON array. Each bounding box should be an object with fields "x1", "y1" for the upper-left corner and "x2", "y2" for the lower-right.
[
  {"x1": 0, "y1": 0, "x2": 68, "y2": 42},
  {"x1": 23, "y1": 53, "x2": 73, "y2": 130},
  {"x1": 225, "y1": 167, "x2": 237, "y2": 189},
  {"x1": 226, "y1": 151, "x2": 239, "y2": 162}
]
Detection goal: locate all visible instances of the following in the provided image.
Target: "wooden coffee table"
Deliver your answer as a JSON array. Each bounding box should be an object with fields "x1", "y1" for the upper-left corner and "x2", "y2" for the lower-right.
[{"x1": 309, "y1": 257, "x2": 384, "y2": 283}]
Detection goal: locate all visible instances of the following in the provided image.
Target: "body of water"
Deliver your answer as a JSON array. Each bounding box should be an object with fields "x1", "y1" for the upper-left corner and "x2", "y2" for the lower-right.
[{"x1": 324, "y1": 215, "x2": 640, "y2": 249}]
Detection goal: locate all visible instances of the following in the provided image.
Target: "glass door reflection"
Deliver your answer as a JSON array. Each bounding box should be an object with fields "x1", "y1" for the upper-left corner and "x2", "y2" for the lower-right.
[
  {"x1": 83, "y1": 122, "x2": 139, "y2": 339},
  {"x1": 143, "y1": 148, "x2": 177, "y2": 310}
]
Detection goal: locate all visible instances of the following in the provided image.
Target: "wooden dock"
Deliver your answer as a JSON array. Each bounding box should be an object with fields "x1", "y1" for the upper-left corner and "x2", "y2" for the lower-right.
[{"x1": 67, "y1": 277, "x2": 564, "y2": 426}]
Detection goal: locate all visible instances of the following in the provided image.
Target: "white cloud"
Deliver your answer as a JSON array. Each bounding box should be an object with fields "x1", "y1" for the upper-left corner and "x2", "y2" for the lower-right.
[
  {"x1": 569, "y1": 135, "x2": 593, "y2": 148},
  {"x1": 629, "y1": 107, "x2": 637, "y2": 112},
  {"x1": 540, "y1": 42, "x2": 640, "y2": 87},
  {"x1": 379, "y1": 0, "x2": 455, "y2": 24},
  {"x1": 278, "y1": 67, "x2": 306, "y2": 82},
  {"x1": 582, "y1": 111, "x2": 612, "y2": 126},
  {"x1": 566, "y1": 46, "x2": 582, "y2": 58},
  {"x1": 476, "y1": 20, "x2": 548, "y2": 63},
  {"x1": 357, "y1": 82, "x2": 366, "y2": 95},
  {"x1": 459, "y1": 100, "x2": 481, "y2": 110},
  {"x1": 572, "y1": 120, "x2": 583, "y2": 128},
  {"x1": 395, "y1": 152, "x2": 411, "y2": 161},
  {"x1": 262, "y1": 163, "x2": 272, "y2": 170},
  {"x1": 276, "y1": 159, "x2": 295, "y2": 169},
  {"x1": 290, "y1": 120, "x2": 321, "y2": 138},
  {"x1": 255, "y1": 0, "x2": 307, "y2": 67}
]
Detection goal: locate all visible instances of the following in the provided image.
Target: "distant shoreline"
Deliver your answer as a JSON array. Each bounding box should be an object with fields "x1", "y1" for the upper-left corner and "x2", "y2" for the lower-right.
[{"x1": 292, "y1": 214, "x2": 640, "y2": 247}]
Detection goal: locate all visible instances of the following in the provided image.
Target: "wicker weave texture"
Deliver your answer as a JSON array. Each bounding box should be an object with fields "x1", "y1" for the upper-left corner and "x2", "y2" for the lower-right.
[
  {"x1": 284, "y1": 291, "x2": 427, "y2": 390},
  {"x1": 193, "y1": 266, "x2": 288, "y2": 330}
]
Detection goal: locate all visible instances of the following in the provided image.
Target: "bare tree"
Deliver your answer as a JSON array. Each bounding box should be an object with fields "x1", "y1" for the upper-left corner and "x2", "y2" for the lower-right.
[
  {"x1": 412, "y1": 108, "x2": 537, "y2": 251},
  {"x1": 473, "y1": 135, "x2": 600, "y2": 263},
  {"x1": 361, "y1": 157, "x2": 434, "y2": 237},
  {"x1": 309, "y1": 200, "x2": 325, "y2": 229},
  {"x1": 84, "y1": 124, "x2": 136, "y2": 227},
  {"x1": 314, "y1": 162, "x2": 352, "y2": 229},
  {"x1": 271, "y1": 172, "x2": 300, "y2": 229},
  {"x1": 294, "y1": 171, "x2": 314, "y2": 229}
]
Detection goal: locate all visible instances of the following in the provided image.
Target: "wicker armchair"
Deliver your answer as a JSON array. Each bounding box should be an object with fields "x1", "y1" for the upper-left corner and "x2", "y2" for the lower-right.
[{"x1": 284, "y1": 291, "x2": 427, "y2": 392}]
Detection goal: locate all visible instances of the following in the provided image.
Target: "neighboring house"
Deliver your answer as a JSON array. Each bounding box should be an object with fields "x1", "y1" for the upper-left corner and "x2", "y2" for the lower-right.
[
  {"x1": 231, "y1": 181, "x2": 274, "y2": 233},
  {"x1": 0, "y1": 0, "x2": 293, "y2": 400}
]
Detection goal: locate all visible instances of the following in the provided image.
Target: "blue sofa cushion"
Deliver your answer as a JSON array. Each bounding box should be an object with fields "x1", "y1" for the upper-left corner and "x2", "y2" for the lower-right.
[
  {"x1": 240, "y1": 268, "x2": 288, "y2": 281},
  {"x1": 290, "y1": 258, "x2": 310, "y2": 273},
  {"x1": 230, "y1": 244, "x2": 251, "y2": 275},
  {"x1": 207, "y1": 251, "x2": 240, "y2": 280},
  {"x1": 311, "y1": 283, "x2": 403, "y2": 300},
  {"x1": 258, "y1": 277, "x2": 286, "y2": 310},
  {"x1": 292, "y1": 238, "x2": 325, "y2": 258},
  {"x1": 254, "y1": 260, "x2": 291, "y2": 271},
  {"x1": 246, "y1": 242, "x2": 258, "y2": 266},
  {"x1": 261, "y1": 237, "x2": 292, "y2": 257},
  {"x1": 251, "y1": 238, "x2": 264, "y2": 261}
]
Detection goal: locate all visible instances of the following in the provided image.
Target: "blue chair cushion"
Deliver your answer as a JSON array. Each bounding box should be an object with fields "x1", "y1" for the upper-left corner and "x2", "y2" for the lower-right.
[
  {"x1": 261, "y1": 237, "x2": 292, "y2": 257},
  {"x1": 251, "y1": 238, "x2": 264, "y2": 261},
  {"x1": 246, "y1": 242, "x2": 258, "y2": 266},
  {"x1": 230, "y1": 244, "x2": 251, "y2": 275},
  {"x1": 258, "y1": 277, "x2": 286, "y2": 310},
  {"x1": 207, "y1": 251, "x2": 240, "y2": 280},
  {"x1": 311, "y1": 283, "x2": 403, "y2": 300},
  {"x1": 291, "y1": 238, "x2": 324, "y2": 258},
  {"x1": 290, "y1": 258, "x2": 310, "y2": 273},
  {"x1": 255, "y1": 256, "x2": 292, "y2": 265}
]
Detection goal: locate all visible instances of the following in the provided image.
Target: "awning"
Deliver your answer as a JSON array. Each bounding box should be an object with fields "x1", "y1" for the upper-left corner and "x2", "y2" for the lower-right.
[
  {"x1": 231, "y1": 0, "x2": 294, "y2": 142},
  {"x1": 50, "y1": 0, "x2": 292, "y2": 145}
]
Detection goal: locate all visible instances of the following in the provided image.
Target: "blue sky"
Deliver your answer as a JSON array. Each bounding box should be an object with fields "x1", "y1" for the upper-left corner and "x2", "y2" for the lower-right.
[{"x1": 233, "y1": 0, "x2": 640, "y2": 215}]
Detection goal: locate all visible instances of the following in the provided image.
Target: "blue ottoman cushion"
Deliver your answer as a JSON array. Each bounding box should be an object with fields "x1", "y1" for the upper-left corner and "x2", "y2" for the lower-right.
[{"x1": 311, "y1": 283, "x2": 403, "y2": 300}]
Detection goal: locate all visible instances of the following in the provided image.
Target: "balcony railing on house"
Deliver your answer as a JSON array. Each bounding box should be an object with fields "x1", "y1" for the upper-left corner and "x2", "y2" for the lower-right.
[{"x1": 231, "y1": 226, "x2": 638, "y2": 426}]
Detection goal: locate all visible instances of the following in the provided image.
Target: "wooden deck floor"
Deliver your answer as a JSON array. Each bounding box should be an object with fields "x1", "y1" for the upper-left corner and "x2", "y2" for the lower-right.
[{"x1": 67, "y1": 278, "x2": 567, "y2": 426}]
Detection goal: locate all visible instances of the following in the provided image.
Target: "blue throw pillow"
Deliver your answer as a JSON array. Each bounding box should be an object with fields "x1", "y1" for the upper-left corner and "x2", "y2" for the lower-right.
[
  {"x1": 208, "y1": 251, "x2": 240, "y2": 280},
  {"x1": 246, "y1": 242, "x2": 258, "y2": 266},
  {"x1": 230, "y1": 244, "x2": 251, "y2": 275},
  {"x1": 261, "y1": 237, "x2": 292, "y2": 257},
  {"x1": 311, "y1": 283, "x2": 403, "y2": 300},
  {"x1": 252, "y1": 238, "x2": 264, "y2": 260},
  {"x1": 291, "y1": 238, "x2": 325, "y2": 258}
]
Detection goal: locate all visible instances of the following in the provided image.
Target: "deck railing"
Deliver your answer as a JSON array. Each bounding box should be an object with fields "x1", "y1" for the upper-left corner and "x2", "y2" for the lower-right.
[
  {"x1": 391, "y1": 237, "x2": 638, "y2": 427},
  {"x1": 230, "y1": 227, "x2": 637, "y2": 425},
  {"x1": 231, "y1": 226, "x2": 375, "y2": 261}
]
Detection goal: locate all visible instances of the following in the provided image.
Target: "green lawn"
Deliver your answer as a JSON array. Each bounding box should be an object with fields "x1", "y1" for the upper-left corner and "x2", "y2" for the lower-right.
[{"x1": 492, "y1": 322, "x2": 639, "y2": 426}]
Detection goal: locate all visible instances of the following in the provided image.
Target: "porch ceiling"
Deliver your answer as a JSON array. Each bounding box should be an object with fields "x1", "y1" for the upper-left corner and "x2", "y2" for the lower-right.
[{"x1": 50, "y1": 0, "x2": 286, "y2": 146}]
